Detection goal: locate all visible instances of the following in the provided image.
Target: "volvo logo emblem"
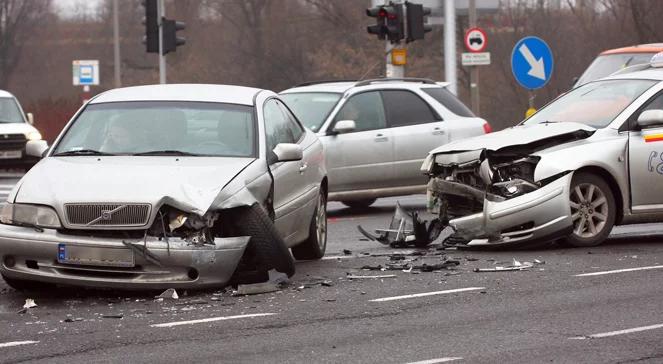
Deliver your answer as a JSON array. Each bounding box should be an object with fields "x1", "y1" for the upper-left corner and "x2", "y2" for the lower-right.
[
  {"x1": 86, "y1": 205, "x2": 127, "y2": 226},
  {"x1": 100, "y1": 210, "x2": 113, "y2": 220}
]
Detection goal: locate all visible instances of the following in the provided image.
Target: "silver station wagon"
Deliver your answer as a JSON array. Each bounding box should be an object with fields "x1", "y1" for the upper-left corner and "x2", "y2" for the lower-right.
[
  {"x1": 0, "y1": 84, "x2": 327, "y2": 290},
  {"x1": 423, "y1": 63, "x2": 663, "y2": 248}
]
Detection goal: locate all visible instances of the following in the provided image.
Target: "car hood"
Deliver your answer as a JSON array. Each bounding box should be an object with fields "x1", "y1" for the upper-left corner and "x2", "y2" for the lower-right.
[
  {"x1": 429, "y1": 122, "x2": 596, "y2": 155},
  {"x1": 0, "y1": 122, "x2": 38, "y2": 135},
  {"x1": 14, "y1": 156, "x2": 255, "y2": 215}
]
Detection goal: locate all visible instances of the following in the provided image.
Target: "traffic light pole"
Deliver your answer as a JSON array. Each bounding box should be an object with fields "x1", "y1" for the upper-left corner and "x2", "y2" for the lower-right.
[
  {"x1": 158, "y1": 0, "x2": 166, "y2": 84},
  {"x1": 469, "y1": 0, "x2": 479, "y2": 114},
  {"x1": 444, "y1": 0, "x2": 457, "y2": 95}
]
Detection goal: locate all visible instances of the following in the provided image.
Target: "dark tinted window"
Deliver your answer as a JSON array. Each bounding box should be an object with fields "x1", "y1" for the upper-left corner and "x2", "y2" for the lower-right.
[
  {"x1": 382, "y1": 90, "x2": 439, "y2": 127},
  {"x1": 278, "y1": 101, "x2": 304, "y2": 141},
  {"x1": 333, "y1": 91, "x2": 387, "y2": 132},
  {"x1": 422, "y1": 87, "x2": 475, "y2": 117},
  {"x1": 264, "y1": 99, "x2": 296, "y2": 152}
]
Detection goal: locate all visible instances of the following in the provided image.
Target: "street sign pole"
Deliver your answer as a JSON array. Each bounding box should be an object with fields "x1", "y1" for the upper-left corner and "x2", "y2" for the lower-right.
[
  {"x1": 444, "y1": 0, "x2": 457, "y2": 95},
  {"x1": 468, "y1": 0, "x2": 479, "y2": 114},
  {"x1": 112, "y1": 0, "x2": 121, "y2": 88},
  {"x1": 158, "y1": 0, "x2": 166, "y2": 84}
]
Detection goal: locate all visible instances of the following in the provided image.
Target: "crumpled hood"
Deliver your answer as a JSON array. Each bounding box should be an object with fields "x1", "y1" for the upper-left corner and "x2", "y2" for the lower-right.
[
  {"x1": 14, "y1": 156, "x2": 255, "y2": 215},
  {"x1": 429, "y1": 122, "x2": 596, "y2": 155}
]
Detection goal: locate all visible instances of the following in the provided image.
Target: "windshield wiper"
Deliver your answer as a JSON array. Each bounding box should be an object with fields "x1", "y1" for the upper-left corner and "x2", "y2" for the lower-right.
[
  {"x1": 133, "y1": 150, "x2": 201, "y2": 156},
  {"x1": 53, "y1": 149, "x2": 114, "y2": 156}
]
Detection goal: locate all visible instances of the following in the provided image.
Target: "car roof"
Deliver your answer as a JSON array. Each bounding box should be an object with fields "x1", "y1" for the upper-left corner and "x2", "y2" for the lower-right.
[
  {"x1": 0, "y1": 89, "x2": 16, "y2": 98},
  {"x1": 600, "y1": 43, "x2": 663, "y2": 55},
  {"x1": 280, "y1": 78, "x2": 447, "y2": 95},
  {"x1": 90, "y1": 84, "x2": 266, "y2": 105}
]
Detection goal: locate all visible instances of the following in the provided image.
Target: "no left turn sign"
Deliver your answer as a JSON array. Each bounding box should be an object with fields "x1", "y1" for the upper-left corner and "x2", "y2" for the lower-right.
[{"x1": 464, "y1": 27, "x2": 487, "y2": 53}]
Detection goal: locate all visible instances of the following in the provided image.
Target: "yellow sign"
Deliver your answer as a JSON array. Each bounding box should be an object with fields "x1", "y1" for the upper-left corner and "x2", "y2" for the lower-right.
[
  {"x1": 392, "y1": 48, "x2": 407, "y2": 66},
  {"x1": 525, "y1": 107, "x2": 537, "y2": 118}
]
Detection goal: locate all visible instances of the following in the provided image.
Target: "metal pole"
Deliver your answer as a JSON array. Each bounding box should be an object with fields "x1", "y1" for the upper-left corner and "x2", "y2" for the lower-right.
[
  {"x1": 469, "y1": 0, "x2": 479, "y2": 114},
  {"x1": 158, "y1": 0, "x2": 166, "y2": 84},
  {"x1": 444, "y1": 0, "x2": 457, "y2": 95},
  {"x1": 112, "y1": 0, "x2": 121, "y2": 88}
]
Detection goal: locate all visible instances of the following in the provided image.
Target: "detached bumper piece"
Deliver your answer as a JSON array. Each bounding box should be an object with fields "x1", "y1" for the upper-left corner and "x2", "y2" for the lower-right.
[
  {"x1": 0, "y1": 225, "x2": 249, "y2": 289},
  {"x1": 357, "y1": 202, "x2": 444, "y2": 248}
]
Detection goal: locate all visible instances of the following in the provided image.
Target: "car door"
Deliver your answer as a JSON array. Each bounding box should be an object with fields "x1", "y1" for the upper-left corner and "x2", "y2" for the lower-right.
[
  {"x1": 628, "y1": 92, "x2": 663, "y2": 212},
  {"x1": 382, "y1": 89, "x2": 449, "y2": 187},
  {"x1": 322, "y1": 91, "x2": 394, "y2": 192},
  {"x1": 263, "y1": 98, "x2": 309, "y2": 243}
]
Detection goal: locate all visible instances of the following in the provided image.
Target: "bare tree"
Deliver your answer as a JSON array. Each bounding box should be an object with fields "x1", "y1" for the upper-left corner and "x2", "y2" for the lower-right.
[{"x1": 0, "y1": 0, "x2": 51, "y2": 88}]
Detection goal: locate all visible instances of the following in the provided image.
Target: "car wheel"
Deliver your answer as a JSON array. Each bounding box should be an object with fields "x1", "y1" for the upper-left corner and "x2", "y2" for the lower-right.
[
  {"x1": 561, "y1": 172, "x2": 616, "y2": 247},
  {"x1": 2, "y1": 275, "x2": 53, "y2": 291},
  {"x1": 341, "y1": 198, "x2": 376, "y2": 209},
  {"x1": 232, "y1": 204, "x2": 295, "y2": 279},
  {"x1": 292, "y1": 191, "x2": 327, "y2": 260}
]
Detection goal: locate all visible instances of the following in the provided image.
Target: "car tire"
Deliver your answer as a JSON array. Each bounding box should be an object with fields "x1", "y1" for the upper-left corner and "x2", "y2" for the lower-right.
[
  {"x1": 292, "y1": 191, "x2": 327, "y2": 260},
  {"x1": 2, "y1": 275, "x2": 53, "y2": 291},
  {"x1": 231, "y1": 204, "x2": 295, "y2": 279},
  {"x1": 561, "y1": 172, "x2": 616, "y2": 247},
  {"x1": 341, "y1": 198, "x2": 376, "y2": 209}
]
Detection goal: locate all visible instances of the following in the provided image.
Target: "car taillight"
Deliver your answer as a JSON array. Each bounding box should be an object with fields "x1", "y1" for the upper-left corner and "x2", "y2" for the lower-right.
[{"x1": 483, "y1": 122, "x2": 493, "y2": 134}]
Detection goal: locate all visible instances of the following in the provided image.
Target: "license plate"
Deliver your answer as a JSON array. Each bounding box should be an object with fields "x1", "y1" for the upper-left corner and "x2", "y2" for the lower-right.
[
  {"x1": 0, "y1": 150, "x2": 21, "y2": 159},
  {"x1": 57, "y1": 244, "x2": 135, "y2": 267}
]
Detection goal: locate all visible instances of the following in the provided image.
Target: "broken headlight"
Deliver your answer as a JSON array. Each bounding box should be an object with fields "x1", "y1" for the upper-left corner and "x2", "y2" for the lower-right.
[
  {"x1": 492, "y1": 156, "x2": 539, "y2": 183},
  {"x1": 420, "y1": 154, "x2": 435, "y2": 174},
  {"x1": 492, "y1": 179, "x2": 539, "y2": 198},
  {"x1": 0, "y1": 203, "x2": 62, "y2": 229}
]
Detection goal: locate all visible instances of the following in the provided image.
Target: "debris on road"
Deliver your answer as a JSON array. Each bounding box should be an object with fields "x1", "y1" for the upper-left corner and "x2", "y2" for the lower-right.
[
  {"x1": 64, "y1": 315, "x2": 84, "y2": 323},
  {"x1": 343, "y1": 249, "x2": 352, "y2": 255},
  {"x1": 102, "y1": 313, "x2": 124, "y2": 319},
  {"x1": 156, "y1": 288, "x2": 179, "y2": 300},
  {"x1": 18, "y1": 298, "x2": 37, "y2": 314},
  {"x1": 347, "y1": 274, "x2": 397, "y2": 279},
  {"x1": 233, "y1": 269, "x2": 290, "y2": 296},
  {"x1": 357, "y1": 202, "x2": 446, "y2": 248},
  {"x1": 297, "y1": 277, "x2": 335, "y2": 289},
  {"x1": 473, "y1": 258, "x2": 542, "y2": 272}
]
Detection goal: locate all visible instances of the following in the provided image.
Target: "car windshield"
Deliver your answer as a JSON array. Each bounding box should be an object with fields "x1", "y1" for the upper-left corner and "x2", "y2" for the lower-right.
[
  {"x1": 279, "y1": 92, "x2": 341, "y2": 132},
  {"x1": 523, "y1": 79, "x2": 656, "y2": 128},
  {"x1": 0, "y1": 97, "x2": 24, "y2": 123},
  {"x1": 576, "y1": 53, "x2": 655, "y2": 86},
  {"x1": 53, "y1": 101, "x2": 255, "y2": 157}
]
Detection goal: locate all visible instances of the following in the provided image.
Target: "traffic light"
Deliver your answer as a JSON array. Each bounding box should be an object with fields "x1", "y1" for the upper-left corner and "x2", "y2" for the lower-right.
[
  {"x1": 162, "y1": 18, "x2": 186, "y2": 54},
  {"x1": 405, "y1": 2, "x2": 432, "y2": 43},
  {"x1": 366, "y1": 6, "x2": 387, "y2": 40},
  {"x1": 142, "y1": 0, "x2": 158, "y2": 53},
  {"x1": 383, "y1": 4, "x2": 404, "y2": 43}
]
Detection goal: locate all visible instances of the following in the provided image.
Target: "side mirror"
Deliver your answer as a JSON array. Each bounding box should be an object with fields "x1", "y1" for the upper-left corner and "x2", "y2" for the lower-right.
[
  {"x1": 272, "y1": 143, "x2": 303, "y2": 162},
  {"x1": 637, "y1": 109, "x2": 663, "y2": 129},
  {"x1": 332, "y1": 119, "x2": 356, "y2": 134},
  {"x1": 26, "y1": 140, "x2": 48, "y2": 158},
  {"x1": 26, "y1": 113, "x2": 34, "y2": 125}
]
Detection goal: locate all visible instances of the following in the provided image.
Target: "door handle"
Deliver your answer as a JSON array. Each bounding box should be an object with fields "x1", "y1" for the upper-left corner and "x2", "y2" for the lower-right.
[
  {"x1": 299, "y1": 163, "x2": 308, "y2": 173},
  {"x1": 374, "y1": 133, "x2": 389, "y2": 142},
  {"x1": 432, "y1": 127, "x2": 446, "y2": 135}
]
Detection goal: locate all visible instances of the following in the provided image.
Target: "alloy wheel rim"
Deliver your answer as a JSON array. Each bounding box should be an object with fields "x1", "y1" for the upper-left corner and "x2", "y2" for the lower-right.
[
  {"x1": 569, "y1": 183, "x2": 608, "y2": 238},
  {"x1": 316, "y1": 195, "x2": 327, "y2": 250}
]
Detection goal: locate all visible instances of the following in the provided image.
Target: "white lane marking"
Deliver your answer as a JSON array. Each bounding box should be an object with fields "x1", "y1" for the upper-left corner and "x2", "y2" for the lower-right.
[
  {"x1": 570, "y1": 323, "x2": 663, "y2": 340},
  {"x1": 574, "y1": 265, "x2": 663, "y2": 277},
  {"x1": 151, "y1": 313, "x2": 276, "y2": 328},
  {"x1": 406, "y1": 357, "x2": 463, "y2": 364},
  {"x1": 0, "y1": 340, "x2": 39, "y2": 348},
  {"x1": 370, "y1": 287, "x2": 485, "y2": 302}
]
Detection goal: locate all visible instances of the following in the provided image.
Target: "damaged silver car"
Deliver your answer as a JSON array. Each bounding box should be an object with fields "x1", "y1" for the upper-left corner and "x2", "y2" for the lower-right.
[
  {"x1": 0, "y1": 84, "x2": 327, "y2": 289},
  {"x1": 423, "y1": 65, "x2": 663, "y2": 248}
]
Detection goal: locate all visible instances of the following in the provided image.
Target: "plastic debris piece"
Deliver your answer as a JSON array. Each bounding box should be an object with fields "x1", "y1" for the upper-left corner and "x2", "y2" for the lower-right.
[
  {"x1": 23, "y1": 299, "x2": 37, "y2": 309},
  {"x1": 473, "y1": 262, "x2": 534, "y2": 272},
  {"x1": 156, "y1": 288, "x2": 179, "y2": 300},
  {"x1": 357, "y1": 202, "x2": 445, "y2": 248},
  {"x1": 102, "y1": 313, "x2": 124, "y2": 319},
  {"x1": 346, "y1": 274, "x2": 397, "y2": 279},
  {"x1": 343, "y1": 249, "x2": 352, "y2": 255}
]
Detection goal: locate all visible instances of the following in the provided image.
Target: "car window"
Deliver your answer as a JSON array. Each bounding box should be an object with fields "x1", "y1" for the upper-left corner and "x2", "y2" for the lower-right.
[
  {"x1": 421, "y1": 87, "x2": 474, "y2": 117},
  {"x1": 576, "y1": 53, "x2": 655, "y2": 86},
  {"x1": 53, "y1": 101, "x2": 255, "y2": 157},
  {"x1": 0, "y1": 97, "x2": 24, "y2": 124},
  {"x1": 264, "y1": 99, "x2": 300, "y2": 153},
  {"x1": 279, "y1": 92, "x2": 341, "y2": 132},
  {"x1": 278, "y1": 101, "x2": 304, "y2": 142},
  {"x1": 629, "y1": 92, "x2": 663, "y2": 130},
  {"x1": 381, "y1": 90, "x2": 439, "y2": 127},
  {"x1": 333, "y1": 91, "x2": 386, "y2": 132}
]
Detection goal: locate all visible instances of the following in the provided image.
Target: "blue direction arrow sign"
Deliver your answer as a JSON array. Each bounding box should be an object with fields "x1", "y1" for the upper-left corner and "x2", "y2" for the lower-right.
[{"x1": 511, "y1": 36, "x2": 553, "y2": 90}]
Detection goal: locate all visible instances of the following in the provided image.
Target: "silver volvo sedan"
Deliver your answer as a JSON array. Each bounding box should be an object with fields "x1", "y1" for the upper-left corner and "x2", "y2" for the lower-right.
[
  {"x1": 423, "y1": 65, "x2": 663, "y2": 248},
  {"x1": 0, "y1": 84, "x2": 327, "y2": 290}
]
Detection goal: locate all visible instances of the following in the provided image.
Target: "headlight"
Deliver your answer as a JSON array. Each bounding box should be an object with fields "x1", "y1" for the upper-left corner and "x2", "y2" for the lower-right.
[
  {"x1": 26, "y1": 131, "x2": 42, "y2": 141},
  {"x1": 420, "y1": 154, "x2": 434, "y2": 174},
  {"x1": 0, "y1": 203, "x2": 61, "y2": 229}
]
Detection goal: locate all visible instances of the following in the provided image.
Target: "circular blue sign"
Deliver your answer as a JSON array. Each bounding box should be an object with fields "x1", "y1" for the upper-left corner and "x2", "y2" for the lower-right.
[{"x1": 511, "y1": 36, "x2": 554, "y2": 90}]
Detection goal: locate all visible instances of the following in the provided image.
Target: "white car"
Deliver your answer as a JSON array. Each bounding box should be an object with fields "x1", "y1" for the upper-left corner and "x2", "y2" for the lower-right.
[
  {"x1": 0, "y1": 90, "x2": 44, "y2": 170},
  {"x1": 281, "y1": 78, "x2": 490, "y2": 208}
]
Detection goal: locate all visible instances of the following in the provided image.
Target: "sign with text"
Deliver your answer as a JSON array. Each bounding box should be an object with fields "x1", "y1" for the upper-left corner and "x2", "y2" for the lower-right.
[{"x1": 462, "y1": 52, "x2": 490, "y2": 66}]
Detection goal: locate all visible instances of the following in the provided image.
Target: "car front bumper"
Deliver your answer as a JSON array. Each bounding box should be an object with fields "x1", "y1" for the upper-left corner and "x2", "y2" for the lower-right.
[
  {"x1": 448, "y1": 173, "x2": 573, "y2": 246},
  {"x1": 0, "y1": 225, "x2": 248, "y2": 289}
]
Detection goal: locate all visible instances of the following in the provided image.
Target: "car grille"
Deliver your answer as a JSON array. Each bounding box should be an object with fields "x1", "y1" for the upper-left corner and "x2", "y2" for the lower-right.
[
  {"x1": 65, "y1": 204, "x2": 151, "y2": 227},
  {"x1": 0, "y1": 133, "x2": 26, "y2": 151}
]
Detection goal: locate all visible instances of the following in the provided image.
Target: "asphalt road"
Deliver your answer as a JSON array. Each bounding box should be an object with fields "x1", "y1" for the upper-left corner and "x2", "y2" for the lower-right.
[{"x1": 1, "y1": 180, "x2": 663, "y2": 363}]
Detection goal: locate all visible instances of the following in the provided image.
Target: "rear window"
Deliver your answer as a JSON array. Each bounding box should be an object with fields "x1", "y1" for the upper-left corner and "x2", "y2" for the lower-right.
[{"x1": 422, "y1": 87, "x2": 475, "y2": 117}]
